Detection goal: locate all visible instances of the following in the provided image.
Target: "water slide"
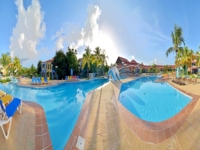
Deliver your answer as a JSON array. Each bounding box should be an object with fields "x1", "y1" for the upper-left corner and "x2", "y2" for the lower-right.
[{"x1": 108, "y1": 66, "x2": 120, "y2": 81}]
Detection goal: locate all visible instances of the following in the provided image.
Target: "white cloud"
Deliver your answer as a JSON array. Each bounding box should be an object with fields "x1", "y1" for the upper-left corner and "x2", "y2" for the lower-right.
[
  {"x1": 131, "y1": 55, "x2": 134, "y2": 59},
  {"x1": 53, "y1": 4, "x2": 119, "y2": 65},
  {"x1": 56, "y1": 37, "x2": 64, "y2": 50},
  {"x1": 9, "y1": 0, "x2": 46, "y2": 63}
]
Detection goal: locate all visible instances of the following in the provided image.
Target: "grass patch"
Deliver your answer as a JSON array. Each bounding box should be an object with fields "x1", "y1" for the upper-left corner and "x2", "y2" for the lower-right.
[{"x1": 0, "y1": 78, "x2": 11, "y2": 83}]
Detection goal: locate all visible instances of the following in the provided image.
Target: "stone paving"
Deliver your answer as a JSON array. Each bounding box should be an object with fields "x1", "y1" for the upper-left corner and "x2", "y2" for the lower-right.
[
  {"x1": 1, "y1": 76, "x2": 200, "y2": 149},
  {"x1": 0, "y1": 101, "x2": 52, "y2": 150},
  {"x1": 0, "y1": 103, "x2": 35, "y2": 150},
  {"x1": 67, "y1": 78, "x2": 200, "y2": 150}
]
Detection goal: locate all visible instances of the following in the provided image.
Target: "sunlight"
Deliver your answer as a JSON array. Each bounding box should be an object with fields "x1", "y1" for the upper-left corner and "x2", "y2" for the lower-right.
[{"x1": 90, "y1": 32, "x2": 119, "y2": 65}]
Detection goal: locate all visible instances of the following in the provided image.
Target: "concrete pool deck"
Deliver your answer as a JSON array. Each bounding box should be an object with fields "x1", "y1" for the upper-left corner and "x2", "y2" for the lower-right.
[
  {"x1": 1, "y1": 77, "x2": 200, "y2": 149},
  {"x1": 67, "y1": 77, "x2": 200, "y2": 149},
  {"x1": 0, "y1": 101, "x2": 52, "y2": 150}
]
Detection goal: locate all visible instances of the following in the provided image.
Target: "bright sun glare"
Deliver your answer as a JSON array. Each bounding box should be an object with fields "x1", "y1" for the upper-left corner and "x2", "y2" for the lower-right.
[{"x1": 91, "y1": 32, "x2": 118, "y2": 65}]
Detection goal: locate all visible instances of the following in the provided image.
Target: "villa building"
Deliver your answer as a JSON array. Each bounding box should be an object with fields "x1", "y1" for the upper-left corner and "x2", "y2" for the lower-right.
[
  {"x1": 41, "y1": 59, "x2": 55, "y2": 79},
  {"x1": 115, "y1": 56, "x2": 176, "y2": 75}
]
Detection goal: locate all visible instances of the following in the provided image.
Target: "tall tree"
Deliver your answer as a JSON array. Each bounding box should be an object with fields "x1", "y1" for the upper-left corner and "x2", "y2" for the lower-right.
[
  {"x1": 101, "y1": 49, "x2": 109, "y2": 75},
  {"x1": 66, "y1": 47, "x2": 79, "y2": 75},
  {"x1": 82, "y1": 46, "x2": 93, "y2": 76},
  {"x1": 176, "y1": 47, "x2": 194, "y2": 75},
  {"x1": 37, "y1": 60, "x2": 42, "y2": 74},
  {"x1": 93, "y1": 47, "x2": 103, "y2": 75},
  {"x1": 13, "y1": 57, "x2": 21, "y2": 75},
  {"x1": 166, "y1": 24, "x2": 185, "y2": 77},
  {"x1": 30, "y1": 64, "x2": 37, "y2": 75},
  {"x1": 166, "y1": 24, "x2": 185, "y2": 57},
  {"x1": 195, "y1": 46, "x2": 200, "y2": 69},
  {"x1": 53, "y1": 50, "x2": 67, "y2": 79},
  {"x1": 0, "y1": 53, "x2": 11, "y2": 75}
]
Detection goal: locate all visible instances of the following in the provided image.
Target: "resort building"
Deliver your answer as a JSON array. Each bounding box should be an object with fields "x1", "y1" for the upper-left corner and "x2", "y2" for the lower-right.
[
  {"x1": 41, "y1": 59, "x2": 55, "y2": 79},
  {"x1": 115, "y1": 56, "x2": 176, "y2": 75}
]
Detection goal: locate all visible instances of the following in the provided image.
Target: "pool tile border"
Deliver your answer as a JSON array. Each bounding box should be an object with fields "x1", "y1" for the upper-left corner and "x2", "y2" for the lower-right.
[
  {"x1": 112, "y1": 80, "x2": 199, "y2": 144},
  {"x1": 65, "y1": 78, "x2": 200, "y2": 149},
  {"x1": 23, "y1": 101, "x2": 53, "y2": 150},
  {"x1": 65, "y1": 91, "x2": 93, "y2": 149}
]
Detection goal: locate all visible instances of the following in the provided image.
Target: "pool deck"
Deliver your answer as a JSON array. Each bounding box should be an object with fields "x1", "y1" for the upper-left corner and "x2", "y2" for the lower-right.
[
  {"x1": 1, "y1": 77, "x2": 200, "y2": 149},
  {"x1": 66, "y1": 77, "x2": 200, "y2": 149},
  {"x1": 0, "y1": 101, "x2": 52, "y2": 150}
]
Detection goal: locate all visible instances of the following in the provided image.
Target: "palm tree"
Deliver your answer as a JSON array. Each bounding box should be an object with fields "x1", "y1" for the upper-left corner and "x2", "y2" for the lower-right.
[
  {"x1": 195, "y1": 46, "x2": 200, "y2": 69},
  {"x1": 175, "y1": 47, "x2": 194, "y2": 75},
  {"x1": 93, "y1": 47, "x2": 103, "y2": 76},
  {"x1": 166, "y1": 24, "x2": 185, "y2": 77},
  {"x1": 82, "y1": 46, "x2": 93, "y2": 76},
  {"x1": 0, "y1": 53, "x2": 11, "y2": 75},
  {"x1": 101, "y1": 49, "x2": 109, "y2": 75},
  {"x1": 13, "y1": 57, "x2": 21, "y2": 75}
]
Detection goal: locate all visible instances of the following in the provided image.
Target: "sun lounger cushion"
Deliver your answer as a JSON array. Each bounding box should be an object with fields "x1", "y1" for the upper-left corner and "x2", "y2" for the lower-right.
[
  {"x1": 5, "y1": 98, "x2": 21, "y2": 118},
  {"x1": 1, "y1": 95, "x2": 13, "y2": 105}
]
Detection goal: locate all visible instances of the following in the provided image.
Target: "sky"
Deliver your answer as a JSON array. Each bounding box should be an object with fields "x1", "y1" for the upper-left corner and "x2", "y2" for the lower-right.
[{"x1": 1, "y1": 0, "x2": 200, "y2": 67}]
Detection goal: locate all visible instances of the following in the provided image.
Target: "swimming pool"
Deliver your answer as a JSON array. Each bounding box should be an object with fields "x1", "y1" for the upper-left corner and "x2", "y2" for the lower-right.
[
  {"x1": 119, "y1": 76, "x2": 192, "y2": 122},
  {"x1": 0, "y1": 78, "x2": 108, "y2": 149}
]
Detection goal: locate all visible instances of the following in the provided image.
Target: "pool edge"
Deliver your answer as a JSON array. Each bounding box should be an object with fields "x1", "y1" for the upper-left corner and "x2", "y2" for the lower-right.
[
  {"x1": 112, "y1": 78, "x2": 199, "y2": 144},
  {"x1": 23, "y1": 101, "x2": 53, "y2": 150}
]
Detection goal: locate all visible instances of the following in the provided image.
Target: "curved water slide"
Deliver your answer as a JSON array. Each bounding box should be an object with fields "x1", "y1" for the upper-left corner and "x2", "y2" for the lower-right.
[{"x1": 108, "y1": 66, "x2": 120, "y2": 81}]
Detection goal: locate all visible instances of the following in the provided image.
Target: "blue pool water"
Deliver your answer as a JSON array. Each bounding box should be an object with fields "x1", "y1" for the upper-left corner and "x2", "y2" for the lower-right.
[
  {"x1": 0, "y1": 79, "x2": 108, "y2": 149},
  {"x1": 120, "y1": 75, "x2": 127, "y2": 79},
  {"x1": 119, "y1": 76, "x2": 191, "y2": 122}
]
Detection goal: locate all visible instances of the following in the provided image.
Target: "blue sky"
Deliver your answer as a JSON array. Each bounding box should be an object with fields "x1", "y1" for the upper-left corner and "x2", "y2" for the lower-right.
[{"x1": 0, "y1": 0, "x2": 200, "y2": 67}]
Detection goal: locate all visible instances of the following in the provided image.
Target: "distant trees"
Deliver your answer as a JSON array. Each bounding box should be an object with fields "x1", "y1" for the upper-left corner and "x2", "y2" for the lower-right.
[
  {"x1": 82, "y1": 47, "x2": 93, "y2": 76},
  {"x1": 81, "y1": 46, "x2": 109, "y2": 77},
  {"x1": 175, "y1": 47, "x2": 194, "y2": 75},
  {"x1": 36, "y1": 46, "x2": 109, "y2": 79},
  {"x1": 53, "y1": 50, "x2": 67, "y2": 79},
  {"x1": 195, "y1": 46, "x2": 200, "y2": 69},
  {"x1": 66, "y1": 48, "x2": 79, "y2": 75},
  {"x1": 0, "y1": 53, "x2": 11, "y2": 75},
  {"x1": 52, "y1": 48, "x2": 79, "y2": 79}
]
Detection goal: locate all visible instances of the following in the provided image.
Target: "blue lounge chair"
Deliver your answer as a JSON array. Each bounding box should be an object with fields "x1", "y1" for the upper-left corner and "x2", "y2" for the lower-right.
[
  {"x1": 0, "y1": 98, "x2": 22, "y2": 140},
  {"x1": 44, "y1": 77, "x2": 48, "y2": 84},
  {"x1": 31, "y1": 77, "x2": 36, "y2": 85},
  {"x1": 65, "y1": 76, "x2": 68, "y2": 80},
  {"x1": 36, "y1": 77, "x2": 41, "y2": 85}
]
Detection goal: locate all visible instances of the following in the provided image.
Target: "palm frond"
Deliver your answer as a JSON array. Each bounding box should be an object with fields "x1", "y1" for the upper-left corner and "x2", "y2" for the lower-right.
[{"x1": 166, "y1": 47, "x2": 174, "y2": 57}]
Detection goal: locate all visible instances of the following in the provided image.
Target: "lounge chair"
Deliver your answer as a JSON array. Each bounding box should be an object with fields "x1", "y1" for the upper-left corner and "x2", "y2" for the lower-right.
[
  {"x1": 0, "y1": 90, "x2": 6, "y2": 98},
  {"x1": 36, "y1": 77, "x2": 41, "y2": 85},
  {"x1": 65, "y1": 76, "x2": 68, "y2": 80},
  {"x1": 44, "y1": 77, "x2": 48, "y2": 84},
  {"x1": 31, "y1": 77, "x2": 36, "y2": 85},
  {"x1": 0, "y1": 98, "x2": 22, "y2": 140},
  {"x1": 41, "y1": 77, "x2": 45, "y2": 84},
  {"x1": 68, "y1": 76, "x2": 71, "y2": 81},
  {"x1": 1, "y1": 95, "x2": 13, "y2": 105},
  {"x1": 76, "y1": 76, "x2": 79, "y2": 81}
]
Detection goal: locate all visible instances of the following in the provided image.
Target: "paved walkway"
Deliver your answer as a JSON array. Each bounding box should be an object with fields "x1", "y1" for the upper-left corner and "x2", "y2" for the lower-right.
[
  {"x1": 67, "y1": 79, "x2": 200, "y2": 150},
  {"x1": 0, "y1": 101, "x2": 52, "y2": 150}
]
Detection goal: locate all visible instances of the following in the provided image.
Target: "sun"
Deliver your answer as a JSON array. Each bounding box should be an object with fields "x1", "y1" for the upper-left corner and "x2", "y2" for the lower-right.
[{"x1": 90, "y1": 32, "x2": 119, "y2": 65}]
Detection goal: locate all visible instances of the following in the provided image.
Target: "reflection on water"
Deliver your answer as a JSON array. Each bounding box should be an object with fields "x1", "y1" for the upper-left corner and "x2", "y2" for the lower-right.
[
  {"x1": 76, "y1": 88, "x2": 86, "y2": 103},
  {"x1": 0, "y1": 79, "x2": 108, "y2": 150},
  {"x1": 119, "y1": 76, "x2": 191, "y2": 122}
]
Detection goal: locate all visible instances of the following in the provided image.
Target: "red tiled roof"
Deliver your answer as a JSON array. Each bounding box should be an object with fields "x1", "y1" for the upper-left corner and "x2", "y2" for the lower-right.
[
  {"x1": 130, "y1": 60, "x2": 137, "y2": 64},
  {"x1": 118, "y1": 56, "x2": 129, "y2": 63},
  {"x1": 44, "y1": 59, "x2": 54, "y2": 63}
]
